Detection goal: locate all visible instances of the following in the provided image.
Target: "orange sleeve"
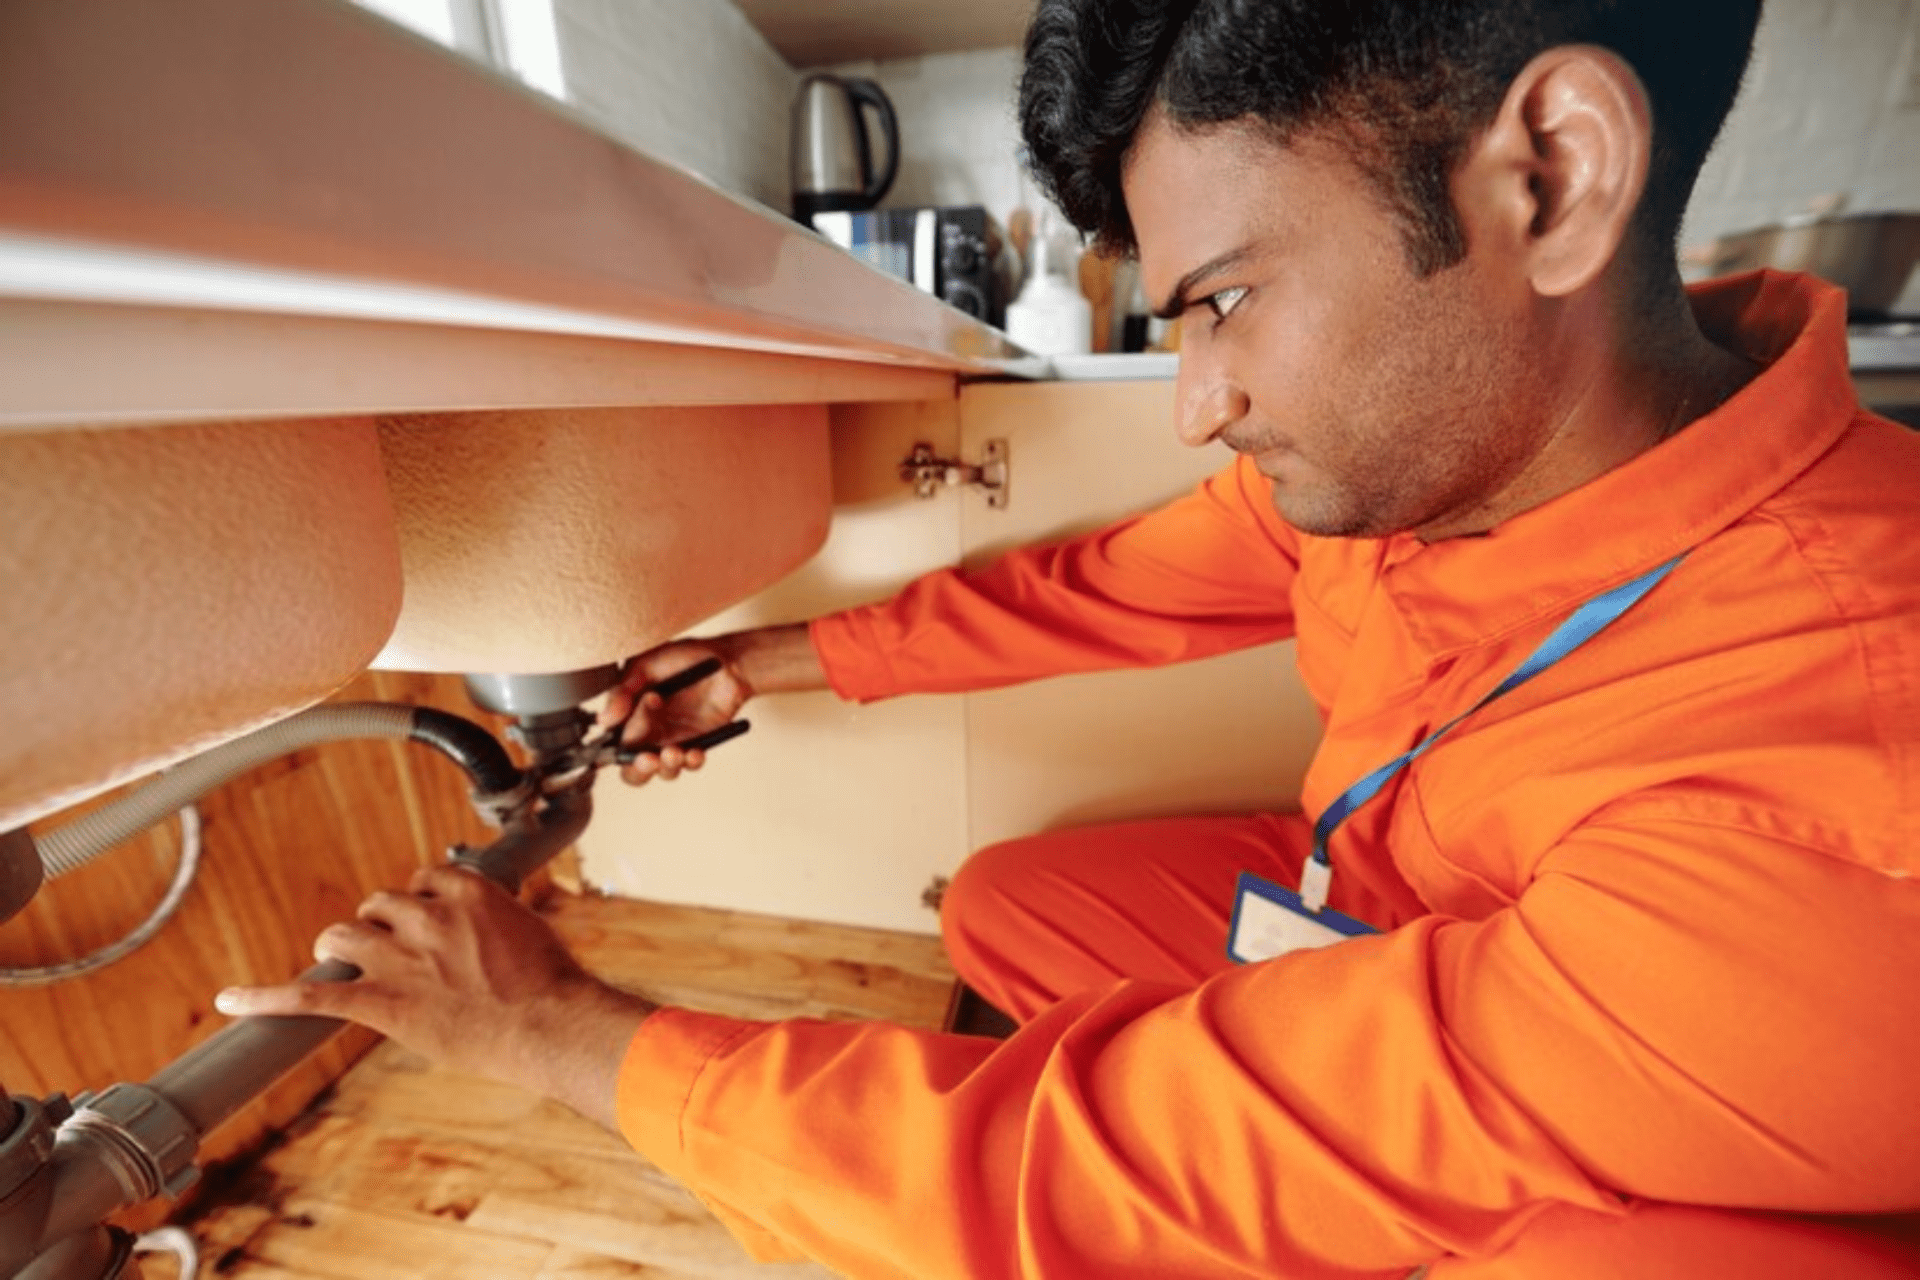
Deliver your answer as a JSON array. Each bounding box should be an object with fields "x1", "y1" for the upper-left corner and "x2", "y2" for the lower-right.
[
  {"x1": 809, "y1": 453, "x2": 1302, "y2": 703},
  {"x1": 615, "y1": 820, "x2": 1920, "y2": 1279}
]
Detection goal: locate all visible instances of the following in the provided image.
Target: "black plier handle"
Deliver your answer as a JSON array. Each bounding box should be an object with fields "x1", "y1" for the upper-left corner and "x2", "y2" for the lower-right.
[{"x1": 593, "y1": 656, "x2": 752, "y2": 768}]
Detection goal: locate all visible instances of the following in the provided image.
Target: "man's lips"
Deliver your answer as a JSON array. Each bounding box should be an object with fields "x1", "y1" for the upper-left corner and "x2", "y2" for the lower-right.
[
  {"x1": 1221, "y1": 432, "x2": 1296, "y2": 479},
  {"x1": 1219, "y1": 426, "x2": 1292, "y2": 458}
]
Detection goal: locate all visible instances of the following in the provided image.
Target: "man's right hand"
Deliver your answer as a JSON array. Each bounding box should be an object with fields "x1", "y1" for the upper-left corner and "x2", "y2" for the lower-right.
[
  {"x1": 599, "y1": 639, "x2": 753, "y2": 785},
  {"x1": 599, "y1": 623, "x2": 828, "y2": 787}
]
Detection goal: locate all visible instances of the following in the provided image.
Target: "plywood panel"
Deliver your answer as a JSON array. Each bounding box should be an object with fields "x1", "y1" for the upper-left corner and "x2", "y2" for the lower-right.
[
  {"x1": 0, "y1": 671, "x2": 515, "y2": 1229},
  {"x1": 956, "y1": 379, "x2": 1325, "y2": 850}
]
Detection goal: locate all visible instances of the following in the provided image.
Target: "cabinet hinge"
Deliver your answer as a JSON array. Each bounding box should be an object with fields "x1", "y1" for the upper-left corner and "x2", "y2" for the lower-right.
[{"x1": 899, "y1": 440, "x2": 1009, "y2": 508}]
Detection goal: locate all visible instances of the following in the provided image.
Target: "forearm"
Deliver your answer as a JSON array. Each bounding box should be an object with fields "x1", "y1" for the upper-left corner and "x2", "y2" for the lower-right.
[
  {"x1": 711, "y1": 622, "x2": 827, "y2": 697},
  {"x1": 808, "y1": 461, "x2": 1303, "y2": 703}
]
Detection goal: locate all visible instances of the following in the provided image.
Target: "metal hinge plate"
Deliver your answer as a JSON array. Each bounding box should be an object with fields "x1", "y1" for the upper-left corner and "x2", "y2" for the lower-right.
[{"x1": 899, "y1": 439, "x2": 1009, "y2": 508}]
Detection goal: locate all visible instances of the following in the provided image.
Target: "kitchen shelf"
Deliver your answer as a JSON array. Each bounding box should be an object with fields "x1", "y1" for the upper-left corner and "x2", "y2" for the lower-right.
[{"x1": 732, "y1": 0, "x2": 1031, "y2": 68}]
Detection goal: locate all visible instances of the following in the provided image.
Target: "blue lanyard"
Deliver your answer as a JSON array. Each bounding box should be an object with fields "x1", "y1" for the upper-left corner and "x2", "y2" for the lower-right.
[{"x1": 1299, "y1": 555, "x2": 1686, "y2": 914}]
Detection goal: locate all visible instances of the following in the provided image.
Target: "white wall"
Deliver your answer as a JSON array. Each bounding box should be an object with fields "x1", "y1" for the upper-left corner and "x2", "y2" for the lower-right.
[
  {"x1": 346, "y1": 0, "x2": 799, "y2": 211},
  {"x1": 821, "y1": 48, "x2": 1029, "y2": 230},
  {"x1": 353, "y1": 1, "x2": 1914, "y2": 243},
  {"x1": 551, "y1": 0, "x2": 797, "y2": 211},
  {"x1": 1683, "y1": 0, "x2": 1920, "y2": 247},
  {"x1": 826, "y1": 0, "x2": 1920, "y2": 269}
]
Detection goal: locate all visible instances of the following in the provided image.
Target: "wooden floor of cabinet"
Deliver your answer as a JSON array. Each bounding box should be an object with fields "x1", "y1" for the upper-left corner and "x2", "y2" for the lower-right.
[{"x1": 156, "y1": 893, "x2": 958, "y2": 1280}]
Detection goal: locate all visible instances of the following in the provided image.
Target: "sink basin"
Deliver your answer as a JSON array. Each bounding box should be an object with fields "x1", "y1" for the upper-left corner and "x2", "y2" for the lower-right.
[
  {"x1": 0, "y1": 416, "x2": 402, "y2": 830},
  {"x1": 0, "y1": 401, "x2": 833, "y2": 831},
  {"x1": 372, "y1": 403, "x2": 833, "y2": 674}
]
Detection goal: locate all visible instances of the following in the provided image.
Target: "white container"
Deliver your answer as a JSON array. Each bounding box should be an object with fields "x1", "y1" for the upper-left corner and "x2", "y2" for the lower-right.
[{"x1": 1005, "y1": 224, "x2": 1093, "y2": 357}]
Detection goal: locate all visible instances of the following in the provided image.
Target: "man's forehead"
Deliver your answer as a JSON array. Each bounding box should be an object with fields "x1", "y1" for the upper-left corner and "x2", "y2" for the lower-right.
[{"x1": 1121, "y1": 111, "x2": 1314, "y2": 295}]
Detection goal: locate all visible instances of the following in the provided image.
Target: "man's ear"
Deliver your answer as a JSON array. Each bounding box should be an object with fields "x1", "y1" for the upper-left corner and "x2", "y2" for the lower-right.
[{"x1": 1455, "y1": 45, "x2": 1651, "y2": 298}]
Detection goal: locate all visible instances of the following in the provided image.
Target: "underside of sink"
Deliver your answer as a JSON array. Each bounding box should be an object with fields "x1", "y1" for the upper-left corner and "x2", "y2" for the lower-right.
[
  {"x1": 0, "y1": 417, "x2": 402, "y2": 830},
  {"x1": 372, "y1": 403, "x2": 833, "y2": 675}
]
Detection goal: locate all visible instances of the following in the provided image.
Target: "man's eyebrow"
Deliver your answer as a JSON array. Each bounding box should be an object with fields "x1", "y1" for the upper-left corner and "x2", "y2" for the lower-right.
[{"x1": 1152, "y1": 246, "x2": 1255, "y2": 320}]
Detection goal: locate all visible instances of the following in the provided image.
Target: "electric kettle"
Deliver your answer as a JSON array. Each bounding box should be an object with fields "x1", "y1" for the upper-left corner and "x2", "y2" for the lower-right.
[{"x1": 791, "y1": 73, "x2": 899, "y2": 225}]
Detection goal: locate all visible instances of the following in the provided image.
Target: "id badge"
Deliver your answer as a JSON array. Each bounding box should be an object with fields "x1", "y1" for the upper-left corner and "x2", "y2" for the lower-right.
[{"x1": 1227, "y1": 870, "x2": 1377, "y2": 964}]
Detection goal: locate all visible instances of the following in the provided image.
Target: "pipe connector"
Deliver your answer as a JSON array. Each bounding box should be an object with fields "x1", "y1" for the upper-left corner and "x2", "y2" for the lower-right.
[
  {"x1": 59, "y1": 1086, "x2": 199, "y2": 1206},
  {"x1": 0, "y1": 1096, "x2": 66, "y2": 1201},
  {"x1": 0, "y1": 1095, "x2": 68, "y2": 1274},
  {"x1": 0, "y1": 829, "x2": 42, "y2": 927}
]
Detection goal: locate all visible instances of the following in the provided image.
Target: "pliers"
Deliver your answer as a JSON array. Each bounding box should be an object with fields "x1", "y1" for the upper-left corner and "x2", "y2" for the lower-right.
[{"x1": 587, "y1": 657, "x2": 752, "y2": 769}]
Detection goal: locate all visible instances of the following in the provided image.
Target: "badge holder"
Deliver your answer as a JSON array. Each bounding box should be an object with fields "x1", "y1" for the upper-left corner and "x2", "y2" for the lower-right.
[{"x1": 1227, "y1": 870, "x2": 1377, "y2": 964}]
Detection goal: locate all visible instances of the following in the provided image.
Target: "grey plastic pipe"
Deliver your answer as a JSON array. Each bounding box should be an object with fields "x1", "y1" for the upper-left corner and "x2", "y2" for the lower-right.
[
  {"x1": 26, "y1": 788, "x2": 592, "y2": 1265},
  {"x1": 0, "y1": 808, "x2": 202, "y2": 987},
  {"x1": 35, "y1": 705, "x2": 418, "y2": 881},
  {"x1": 35, "y1": 704, "x2": 521, "y2": 881}
]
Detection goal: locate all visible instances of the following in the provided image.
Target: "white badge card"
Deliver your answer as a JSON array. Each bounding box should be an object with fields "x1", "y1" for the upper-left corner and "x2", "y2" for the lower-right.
[{"x1": 1227, "y1": 870, "x2": 1377, "y2": 964}]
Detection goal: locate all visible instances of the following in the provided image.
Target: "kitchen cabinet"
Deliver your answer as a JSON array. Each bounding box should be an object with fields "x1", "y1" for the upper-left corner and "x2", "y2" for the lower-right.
[
  {"x1": 580, "y1": 377, "x2": 1325, "y2": 934},
  {"x1": 0, "y1": 0, "x2": 1020, "y2": 835}
]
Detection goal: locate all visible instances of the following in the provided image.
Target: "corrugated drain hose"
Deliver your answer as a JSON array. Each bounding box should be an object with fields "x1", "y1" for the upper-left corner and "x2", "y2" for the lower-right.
[
  {"x1": 35, "y1": 703, "x2": 522, "y2": 879},
  {"x1": 0, "y1": 806, "x2": 201, "y2": 986},
  {"x1": 4, "y1": 702, "x2": 525, "y2": 985}
]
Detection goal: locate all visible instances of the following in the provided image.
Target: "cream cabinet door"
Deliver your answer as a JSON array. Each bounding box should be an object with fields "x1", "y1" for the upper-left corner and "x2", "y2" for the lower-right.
[
  {"x1": 956, "y1": 381, "x2": 1321, "y2": 857},
  {"x1": 580, "y1": 379, "x2": 1322, "y2": 934}
]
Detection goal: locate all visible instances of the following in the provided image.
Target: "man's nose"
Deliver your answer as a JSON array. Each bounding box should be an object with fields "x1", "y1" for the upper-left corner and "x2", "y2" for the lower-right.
[{"x1": 1175, "y1": 359, "x2": 1249, "y2": 448}]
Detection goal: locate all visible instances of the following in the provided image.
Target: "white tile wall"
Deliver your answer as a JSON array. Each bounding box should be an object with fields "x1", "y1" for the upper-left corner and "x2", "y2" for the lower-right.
[
  {"x1": 821, "y1": 48, "x2": 1030, "y2": 229},
  {"x1": 550, "y1": 0, "x2": 797, "y2": 211},
  {"x1": 1684, "y1": 0, "x2": 1920, "y2": 245},
  {"x1": 355, "y1": 1, "x2": 1912, "y2": 253},
  {"x1": 826, "y1": 1, "x2": 1919, "y2": 275}
]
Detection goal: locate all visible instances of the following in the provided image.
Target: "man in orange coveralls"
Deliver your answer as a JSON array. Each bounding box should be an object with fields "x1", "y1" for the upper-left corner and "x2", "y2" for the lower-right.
[{"x1": 220, "y1": 0, "x2": 1920, "y2": 1275}]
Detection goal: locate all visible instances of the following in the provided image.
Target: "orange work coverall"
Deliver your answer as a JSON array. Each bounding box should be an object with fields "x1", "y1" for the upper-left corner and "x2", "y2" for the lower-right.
[{"x1": 614, "y1": 270, "x2": 1920, "y2": 1278}]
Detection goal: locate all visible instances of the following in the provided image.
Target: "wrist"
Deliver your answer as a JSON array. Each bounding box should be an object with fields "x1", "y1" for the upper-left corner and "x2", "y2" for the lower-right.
[{"x1": 519, "y1": 978, "x2": 656, "y2": 1130}]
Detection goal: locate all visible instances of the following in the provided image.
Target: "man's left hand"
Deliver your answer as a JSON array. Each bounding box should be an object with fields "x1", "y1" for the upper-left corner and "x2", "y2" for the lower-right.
[{"x1": 215, "y1": 865, "x2": 653, "y2": 1130}]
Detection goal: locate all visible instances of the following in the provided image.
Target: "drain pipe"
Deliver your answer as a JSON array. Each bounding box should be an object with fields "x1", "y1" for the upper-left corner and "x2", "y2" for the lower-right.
[
  {"x1": 32, "y1": 704, "x2": 526, "y2": 885},
  {"x1": 7, "y1": 784, "x2": 591, "y2": 1279},
  {"x1": 3, "y1": 671, "x2": 622, "y2": 1278}
]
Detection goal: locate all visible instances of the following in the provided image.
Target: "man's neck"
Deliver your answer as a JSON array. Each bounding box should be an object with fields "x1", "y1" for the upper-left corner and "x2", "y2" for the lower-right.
[{"x1": 1418, "y1": 288, "x2": 1760, "y2": 543}]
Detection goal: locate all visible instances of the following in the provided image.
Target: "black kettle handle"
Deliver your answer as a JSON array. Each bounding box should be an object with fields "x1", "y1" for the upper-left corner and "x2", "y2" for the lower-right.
[{"x1": 846, "y1": 77, "x2": 899, "y2": 206}]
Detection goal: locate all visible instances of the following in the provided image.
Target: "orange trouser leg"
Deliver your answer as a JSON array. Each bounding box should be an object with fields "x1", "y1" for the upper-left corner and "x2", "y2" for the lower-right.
[
  {"x1": 1431, "y1": 1200, "x2": 1920, "y2": 1279},
  {"x1": 940, "y1": 814, "x2": 1920, "y2": 1277},
  {"x1": 939, "y1": 812, "x2": 1314, "y2": 1021}
]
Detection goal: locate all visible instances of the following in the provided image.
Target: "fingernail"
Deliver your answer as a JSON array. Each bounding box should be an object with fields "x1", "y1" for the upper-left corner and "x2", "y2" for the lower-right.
[{"x1": 214, "y1": 989, "x2": 246, "y2": 1015}]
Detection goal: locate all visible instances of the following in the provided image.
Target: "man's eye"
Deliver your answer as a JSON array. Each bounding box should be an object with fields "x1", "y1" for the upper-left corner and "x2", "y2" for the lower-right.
[{"x1": 1204, "y1": 286, "x2": 1249, "y2": 322}]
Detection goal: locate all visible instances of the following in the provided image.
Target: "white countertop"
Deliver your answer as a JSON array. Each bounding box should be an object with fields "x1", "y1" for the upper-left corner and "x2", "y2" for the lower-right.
[{"x1": 1848, "y1": 324, "x2": 1920, "y2": 372}]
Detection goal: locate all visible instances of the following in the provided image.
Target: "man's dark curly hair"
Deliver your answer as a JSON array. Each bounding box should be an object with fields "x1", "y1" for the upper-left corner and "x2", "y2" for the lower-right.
[{"x1": 1019, "y1": 0, "x2": 1762, "y2": 279}]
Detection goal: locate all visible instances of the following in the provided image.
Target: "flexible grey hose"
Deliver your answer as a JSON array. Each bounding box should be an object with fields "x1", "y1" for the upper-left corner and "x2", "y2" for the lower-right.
[
  {"x1": 0, "y1": 807, "x2": 201, "y2": 988},
  {"x1": 35, "y1": 704, "x2": 420, "y2": 880}
]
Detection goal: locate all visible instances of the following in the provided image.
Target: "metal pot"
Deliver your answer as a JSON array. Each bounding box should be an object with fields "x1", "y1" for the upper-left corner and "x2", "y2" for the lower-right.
[{"x1": 1708, "y1": 212, "x2": 1920, "y2": 316}]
